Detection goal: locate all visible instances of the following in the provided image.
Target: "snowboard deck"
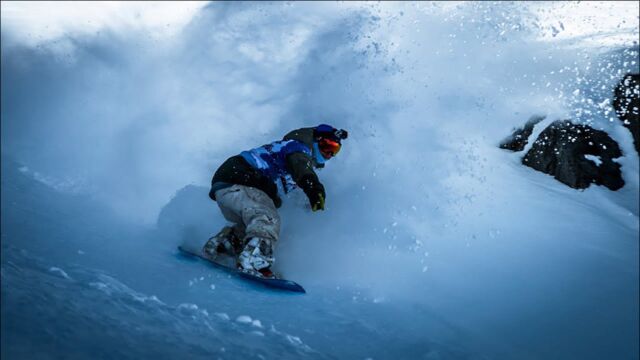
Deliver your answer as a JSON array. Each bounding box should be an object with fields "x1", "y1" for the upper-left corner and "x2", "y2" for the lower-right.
[{"x1": 177, "y1": 246, "x2": 306, "y2": 293}]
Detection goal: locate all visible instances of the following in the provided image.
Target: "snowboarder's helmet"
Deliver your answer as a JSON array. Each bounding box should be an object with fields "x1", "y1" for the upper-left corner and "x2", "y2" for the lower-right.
[{"x1": 314, "y1": 124, "x2": 348, "y2": 159}]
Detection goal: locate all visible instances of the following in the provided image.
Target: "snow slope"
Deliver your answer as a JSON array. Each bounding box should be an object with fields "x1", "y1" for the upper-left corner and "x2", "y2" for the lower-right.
[{"x1": 2, "y1": 2, "x2": 638, "y2": 359}]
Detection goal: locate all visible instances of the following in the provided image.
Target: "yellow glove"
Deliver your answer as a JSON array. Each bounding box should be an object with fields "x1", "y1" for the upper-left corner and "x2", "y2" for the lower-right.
[
  {"x1": 299, "y1": 174, "x2": 325, "y2": 212},
  {"x1": 311, "y1": 193, "x2": 325, "y2": 212}
]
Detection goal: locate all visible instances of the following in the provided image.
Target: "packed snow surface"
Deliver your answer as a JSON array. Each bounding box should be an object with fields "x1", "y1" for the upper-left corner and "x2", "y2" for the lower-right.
[{"x1": 1, "y1": 2, "x2": 638, "y2": 359}]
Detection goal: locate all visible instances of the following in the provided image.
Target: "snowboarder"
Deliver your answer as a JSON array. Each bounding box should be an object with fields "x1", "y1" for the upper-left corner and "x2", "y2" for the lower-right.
[{"x1": 204, "y1": 124, "x2": 348, "y2": 278}]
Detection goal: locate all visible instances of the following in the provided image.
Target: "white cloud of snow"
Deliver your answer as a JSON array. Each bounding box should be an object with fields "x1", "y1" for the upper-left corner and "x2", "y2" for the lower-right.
[
  {"x1": 2, "y1": 2, "x2": 638, "y2": 358},
  {"x1": 0, "y1": 1, "x2": 207, "y2": 44}
]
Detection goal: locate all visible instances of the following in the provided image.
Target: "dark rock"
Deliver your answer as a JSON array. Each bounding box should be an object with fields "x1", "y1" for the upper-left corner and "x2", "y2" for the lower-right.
[
  {"x1": 613, "y1": 73, "x2": 640, "y2": 154},
  {"x1": 522, "y1": 120, "x2": 624, "y2": 191},
  {"x1": 499, "y1": 115, "x2": 545, "y2": 152}
]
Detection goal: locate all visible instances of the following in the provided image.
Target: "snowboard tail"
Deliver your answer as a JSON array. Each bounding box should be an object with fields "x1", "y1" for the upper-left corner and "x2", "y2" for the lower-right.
[{"x1": 177, "y1": 246, "x2": 306, "y2": 293}]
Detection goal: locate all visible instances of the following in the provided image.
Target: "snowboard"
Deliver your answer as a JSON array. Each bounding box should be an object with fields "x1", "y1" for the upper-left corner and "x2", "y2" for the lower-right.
[{"x1": 177, "y1": 246, "x2": 306, "y2": 293}]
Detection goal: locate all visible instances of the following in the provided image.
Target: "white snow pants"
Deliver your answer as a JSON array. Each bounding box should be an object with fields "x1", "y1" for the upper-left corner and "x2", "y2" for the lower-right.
[{"x1": 214, "y1": 185, "x2": 280, "y2": 246}]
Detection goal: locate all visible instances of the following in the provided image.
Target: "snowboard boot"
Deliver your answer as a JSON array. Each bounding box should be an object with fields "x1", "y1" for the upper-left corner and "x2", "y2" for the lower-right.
[
  {"x1": 237, "y1": 237, "x2": 275, "y2": 278},
  {"x1": 203, "y1": 226, "x2": 242, "y2": 259}
]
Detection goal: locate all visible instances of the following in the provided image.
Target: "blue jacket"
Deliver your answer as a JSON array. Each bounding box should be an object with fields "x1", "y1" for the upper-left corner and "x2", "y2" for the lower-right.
[{"x1": 240, "y1": 139, "x2": 311, "y2": 194}]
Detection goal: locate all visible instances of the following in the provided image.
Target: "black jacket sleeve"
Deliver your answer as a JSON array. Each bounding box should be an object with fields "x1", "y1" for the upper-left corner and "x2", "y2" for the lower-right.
[
  {"x1": 286, "y1": 152, "x2": 325, "y2": 205},
  {"x1": 286, "y1": 152, "x2": 317, "y2": 184}
]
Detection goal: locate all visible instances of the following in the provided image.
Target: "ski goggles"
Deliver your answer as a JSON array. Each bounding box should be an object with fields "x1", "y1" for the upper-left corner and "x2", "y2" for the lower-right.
[{"x1": 318, "y1": 138, "x2": 341, "y2": 158}]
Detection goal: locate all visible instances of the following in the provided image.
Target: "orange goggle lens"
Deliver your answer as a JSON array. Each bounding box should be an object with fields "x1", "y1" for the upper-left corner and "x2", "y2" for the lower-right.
[{"x1": 319, "y1": 138, "x2": 341, "y2": 158}]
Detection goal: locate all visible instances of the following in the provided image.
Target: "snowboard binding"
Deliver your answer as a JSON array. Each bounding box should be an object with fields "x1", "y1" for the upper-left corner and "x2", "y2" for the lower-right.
[{"x1": 203, "y1": 226, "x2": 244, "y2": 259}]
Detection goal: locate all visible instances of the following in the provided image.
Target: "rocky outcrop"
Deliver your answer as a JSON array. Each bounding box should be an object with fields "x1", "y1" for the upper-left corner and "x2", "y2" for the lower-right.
[
  {"x1": 498, "y1": 72, "x2": 637, "y2": 191},
  {"x1": 613, "y1": 73, "x2": 639, "y2": 154},
  {"x1": 521, "y1": 120, "x2": 624, "y2": 190},
  {"x1": 499, "y1": 115, "x2": 545, "y2": 151}
]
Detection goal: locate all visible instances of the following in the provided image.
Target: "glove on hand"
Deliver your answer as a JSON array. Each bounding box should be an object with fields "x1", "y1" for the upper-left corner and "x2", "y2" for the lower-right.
[
  {"x1": 299, "y1": 175, "x2": 325, "y2": 212},
  {"x1": 311, "y1": 192, "x2": 325, "y2": 212}
]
